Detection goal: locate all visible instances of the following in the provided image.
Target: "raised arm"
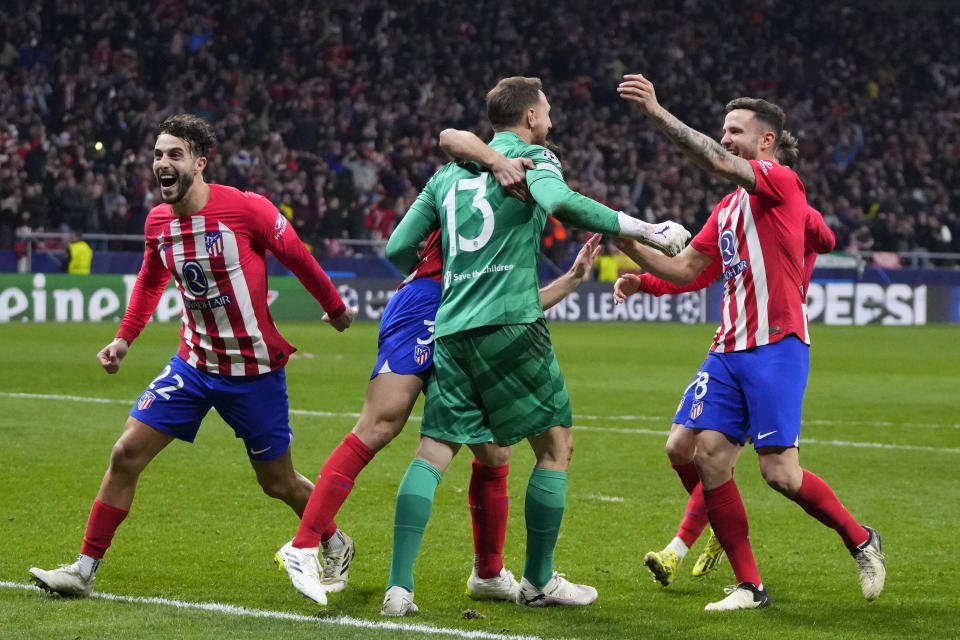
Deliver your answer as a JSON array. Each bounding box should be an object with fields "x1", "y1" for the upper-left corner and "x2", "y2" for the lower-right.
[
  {"x1": 438, "y1": 129, "x2": 533, "y2": 201},
  {"x1": 539, "y1": 233, "x2": 602, "y2": 310},
  {"x1": 618, "y1": 74, "x2": 756, "y2": 190}
]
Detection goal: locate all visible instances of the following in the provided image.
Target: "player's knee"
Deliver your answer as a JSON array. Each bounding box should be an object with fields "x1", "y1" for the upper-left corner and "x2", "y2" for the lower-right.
[
  {"x1": 258, "y1": 475, "x2": 295, "y2": 501},
  {"x1": 108, "y1": 439, "x2": 146, "y2": 476},
  {"x1": 761, "y1": 467, "x2": 796, "y2": 496},
  {"x1": 354, "y1": 415, "x2": 404, "y2": 451},
  {"x1": 664, "y1": 434, "x2": 693, "y2": 465}
]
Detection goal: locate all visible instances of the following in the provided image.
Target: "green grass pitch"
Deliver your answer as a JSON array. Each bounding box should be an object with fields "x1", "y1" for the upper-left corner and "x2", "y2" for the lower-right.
[{"x1": 1, "y1": 321, "x2": 957, "y2": 639}]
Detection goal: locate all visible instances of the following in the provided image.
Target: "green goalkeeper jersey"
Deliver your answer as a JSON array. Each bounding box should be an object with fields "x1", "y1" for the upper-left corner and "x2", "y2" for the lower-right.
[{"x1": 387, "y1": 131, "x2": 623, "y2": 338}]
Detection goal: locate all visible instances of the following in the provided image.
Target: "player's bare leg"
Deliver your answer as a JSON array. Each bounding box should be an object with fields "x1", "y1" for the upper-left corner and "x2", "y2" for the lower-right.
[
  {"x1": 516, "y1": 426, "x2": 597, "y2": 607},
  {"x1": 695, "y1": 430, "x2": 768, "y2": 610},
  {"x1": 30, "y1": 417, "x2": 172, "y2": 596},
  {"x1": 250, "y1": 450, "x2": 313, "y2": 516},
  {"x1": 758, "y1": 446, "x2": 884, "y2": 600},
  {"x1": 353, "y1": 372, "x2": 426, "y2": 451}
]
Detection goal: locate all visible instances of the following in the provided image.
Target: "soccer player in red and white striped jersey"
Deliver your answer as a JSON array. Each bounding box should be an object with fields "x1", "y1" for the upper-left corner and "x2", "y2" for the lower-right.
[
  {"x1": 614, "y1": 75, "x2": 885, "y2": 611},
  {"x1": 29, "y1": 114, "x2": 356, "y2": 598}
]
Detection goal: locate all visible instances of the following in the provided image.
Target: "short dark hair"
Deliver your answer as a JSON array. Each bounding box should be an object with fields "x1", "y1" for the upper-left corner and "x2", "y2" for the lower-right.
[
  {"x1": 725, "y1": 97, "x2": 785, "y2": 147},
  {"x1": 154, "y1": 114, "x2": 216, "y2": 159},
  {"x1": 486, "y1": 77, "x2": 542, "y2": 130}
]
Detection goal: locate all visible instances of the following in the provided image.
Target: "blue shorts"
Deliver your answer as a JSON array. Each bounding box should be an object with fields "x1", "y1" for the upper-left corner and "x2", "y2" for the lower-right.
[
  {"x1": 371, "y1": 278, "x2": 441, "y2": 379},
  {"x1": 130, "y1": 355, "x2": 292, "y2": 461},
  {"x1": 680, "y1": 336, "x2": 809, "y2": 449}
]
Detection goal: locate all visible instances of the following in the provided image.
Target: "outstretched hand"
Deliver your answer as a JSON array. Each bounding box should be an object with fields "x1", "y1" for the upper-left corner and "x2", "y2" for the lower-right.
[
  {"x1": 492, "y1": 156, "x2": 534, "y2": 201},
  {"x1": 323, "y1": 306, "x2": 358, "y2": 332},
  {"x1": 97, "y1": 338, "x2": 129, "y2": 374},
  {"x1": 617, "y1": 74, "x2": 661, "y2": 118},
  {"x1": 613, "y1": 273, "x2": 642, "y2": 305},
  {"x1": 568, "y1": 233, "x2": 603, "y2": 282}
]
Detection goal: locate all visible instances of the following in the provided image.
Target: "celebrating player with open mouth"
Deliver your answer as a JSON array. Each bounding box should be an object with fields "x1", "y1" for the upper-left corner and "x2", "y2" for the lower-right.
[{"x1": 29, "y1": 114, "x2": 356, "y2": 597}]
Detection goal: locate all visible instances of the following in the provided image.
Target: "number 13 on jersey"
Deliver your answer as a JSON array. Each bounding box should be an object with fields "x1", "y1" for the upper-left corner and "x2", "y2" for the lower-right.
[{"x1": 443, "y1": 172, "x2": 494, "y2": 257}]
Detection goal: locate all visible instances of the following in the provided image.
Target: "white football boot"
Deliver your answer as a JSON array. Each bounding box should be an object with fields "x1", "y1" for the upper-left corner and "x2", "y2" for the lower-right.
[
  {"x1": 381, "y1": 585, "x2": 418, "y2": 616},
  {"x1": 516, "y1": 571, "x2": 598, "y2": 607},
  {"x1": 466, "y1": 567, "x2": 521, "y2": 601},
  {"x1": 275, "y1": 540, "x2": 327, "y2": 605}
]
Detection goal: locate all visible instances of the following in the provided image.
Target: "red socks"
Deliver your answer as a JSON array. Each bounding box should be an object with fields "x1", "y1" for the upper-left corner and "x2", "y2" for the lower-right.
[
  {"x1": 676, "y1": 483, "x2": 709, "y2": 547},
  {"x1": 80, "y1": 499, "x2": 129, "y2": 559},
  {"x1": 671, "y1": 461, "x2": 700, "y2": 494},
  {"x1": 793, "y1": 469, "x2": 869, "y2": 550},
  {"x1": 293, "y1": 433, "x2": 375, "y2": 548},
  {"x1": 468, "y1": 459, "x2": 509, "y2": 579},
  {"x1": 703, "y1": 478, "x2": 761, "y2": 587}
]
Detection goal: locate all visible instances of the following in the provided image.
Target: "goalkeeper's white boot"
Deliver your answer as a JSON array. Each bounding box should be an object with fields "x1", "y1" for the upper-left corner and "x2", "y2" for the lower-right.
[
  {"x1": 381, "y1": 585, "x2": 418, "y2": 617},
  {"x1": 692, "y1": 527, "x2": 726, "y2": 577},
  {"x1": 516, "y1": 572, "x2": 598, "y2": 607},
  {"x1": 275, "y1": 540, "x2": 327, "y2": 605},
  {"x1": 466, "y1": 567, "x2": 521, "y2": 601},
  {"x1": 704, "y1": 582, "x2": 770, "y2": 611},
  {"x1": 320, "y1": 529, "x2": 355, "y2": 593},
  {"x1": 852, "y1": 526, "x2": 885, "y2": 601},
  {"x1": 640, "y1": 220, "x2": 692, "y2": 257},
  {"x1": 29, "y1": 558, "x2": 95, "y2": 597}
]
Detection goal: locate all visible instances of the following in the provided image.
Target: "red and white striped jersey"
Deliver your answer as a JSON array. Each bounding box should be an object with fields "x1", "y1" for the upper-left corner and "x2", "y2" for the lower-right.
[
  {"x1": 690, "y1": 159, "x2": 812, "y2": 353},
  {"x1": 118, "y1": 184, "x2": 345, "y2": 375},
  {"x1": 639, "y1": 206, "x2": 835, "y2": 299},
  {"x1": 396, "y1": 228, "x2": 442, "y2": 291}
]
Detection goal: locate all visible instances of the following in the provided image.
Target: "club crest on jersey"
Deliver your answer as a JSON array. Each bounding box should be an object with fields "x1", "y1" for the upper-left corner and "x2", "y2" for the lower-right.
[
  {"x1": 690, "y1": 400, "x2": 703, "y2": 420},
  {"x1": 137, "y1": 391, "x2": 157, "y2": 411},
  {"x1": 541, "y1": 149, "x2": 562, "y2": 168},
  {"x1": 204, "y1": 232, "x2": 224, "y2": 257},
  {"x1": 414, "y1": 345, "x2": 431, "y2": 366}
]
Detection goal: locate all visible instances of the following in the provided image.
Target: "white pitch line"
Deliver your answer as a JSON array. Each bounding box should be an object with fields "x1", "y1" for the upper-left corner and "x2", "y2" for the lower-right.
[
  {"x1": 2, "y1": 392, "x2": 958, "y2": 452},
  {"x1": 572, "y1": 425, "x2": 960, "y2": 454},
  {"x1": 0, "y1": 581, "x2": 559, "y2": 640}
]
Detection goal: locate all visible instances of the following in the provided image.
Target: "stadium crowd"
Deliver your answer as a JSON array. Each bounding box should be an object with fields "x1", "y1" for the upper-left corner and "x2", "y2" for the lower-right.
[{"x1": 1, "y1": 0, "x2": 958, "y2": 263}]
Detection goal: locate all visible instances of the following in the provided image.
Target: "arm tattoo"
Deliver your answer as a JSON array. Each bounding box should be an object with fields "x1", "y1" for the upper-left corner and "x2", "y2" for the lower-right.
[
  {"x1": 649, "y1": 106, "x2": 755, "y2": 188},
  {"x1": 653, "y1": 107, "x2": 726, "y2": 165}
]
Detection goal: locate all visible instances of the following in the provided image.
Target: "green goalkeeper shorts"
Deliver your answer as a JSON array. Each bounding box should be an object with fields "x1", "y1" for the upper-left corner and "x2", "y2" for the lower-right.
[{"x1": 421, "y1": 319, "x2": 572, "y2": 446}]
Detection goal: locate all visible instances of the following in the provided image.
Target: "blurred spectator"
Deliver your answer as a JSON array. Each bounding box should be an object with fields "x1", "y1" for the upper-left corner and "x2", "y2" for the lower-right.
[
  {"x1": 63, "y1": 230, "x2": 92, "y2": 274},
  {"x1": 0, "y1": 0, "x2": 956, "y2": 267}
]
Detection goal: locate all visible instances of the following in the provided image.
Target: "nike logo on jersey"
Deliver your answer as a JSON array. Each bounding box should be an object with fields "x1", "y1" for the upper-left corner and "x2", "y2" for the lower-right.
[
  {"x1": 757, "y1": 430, "x2": 778, "y2": 440},
  {"x1": 249, "y1": 446, "x2": 271, "y2": 455}
]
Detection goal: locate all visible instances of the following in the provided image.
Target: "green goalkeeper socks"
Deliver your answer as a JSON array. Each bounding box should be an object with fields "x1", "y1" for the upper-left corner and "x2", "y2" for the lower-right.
[
  {"x1": 523, "y1": 467, "x2": 568, "y2": 589},
  {"x1": 387, "y1": 458, "x2": 442, "y2": 592}
]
